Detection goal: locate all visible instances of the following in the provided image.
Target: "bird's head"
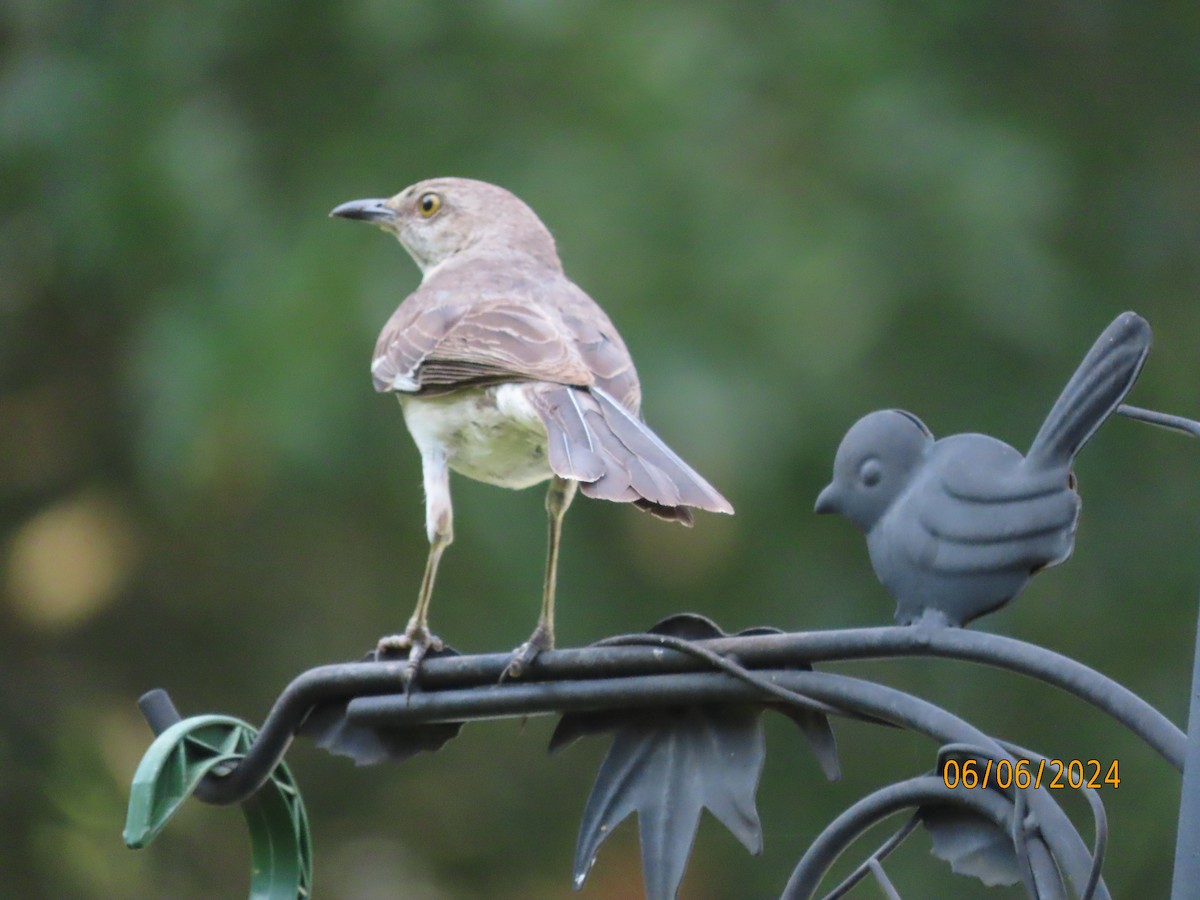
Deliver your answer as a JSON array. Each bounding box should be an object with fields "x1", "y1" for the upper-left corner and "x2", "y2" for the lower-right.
[
  {"x1": 814, "y1": 408, "x2": 933, "y2": 532},
  {"x1": 330, "y1": 177, "x2": 560, "y2": 275}
]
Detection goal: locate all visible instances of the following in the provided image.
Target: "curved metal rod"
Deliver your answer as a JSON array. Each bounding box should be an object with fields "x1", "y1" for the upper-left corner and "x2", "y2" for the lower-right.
[
  {"x1": 821, "y1": 814, "x2": 920, "y2": 898},
  {"x1": 141, "y1": 660, "x2": 416, "y2": 805},
  {"x1": 1116, "y1": 403, "x2": 1200, "y2": 900},
  {"x1": 1079, "y1": 776, "x2": 1109, "y2": 900},
  {"x1": 780, "y1": 776, "x2": 1057, "y2": 900},
  {"x1": 600, "y1": 628, "x2": 1177, "y2": 772},
  {"x1": 1010, "y1": 783, "x2": 1037, "y2": 897},
  {"x1": 763, "y1": 668, "x2": 1096, "y2": 899},
  {"x1": 866, "y1": 858, "x2": 901, "y2": 900},
  {"x1": 1008, "y1": 788, "x2": 1074, "y2": 899},
  {"x1": 1117, "y1": 404, "x2": 1200, "y2": 438},
  {"x1": 1001, "y1": 741, "x2": 1109, "y2": 900},
  {"x1": 936, "y1": 743, "x2": 1039, "y2": 896},
  {"x1": 660, "y1": 627, "x2": 1183, "y2": 770},
  {"x1": 935, "y1": 739, "x2": 1110, "y2": 899},
  {"x1": 351, "y1": 667, "x2": 1106, "y2": 898},
  {"x1": 139, "y1": 624, "x2": 1183, "y2": 807}
]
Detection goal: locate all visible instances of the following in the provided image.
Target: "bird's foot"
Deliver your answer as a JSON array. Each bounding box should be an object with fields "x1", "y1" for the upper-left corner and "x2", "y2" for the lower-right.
[
  {"x1": 376, "y1": 625, "x2": 444, "y2": 687},
  {"x1": 909, "y1": 608, "x2": 954, "y2": 629},
  {"x1": 504, "y1": 625, "x2": 553, "y2": 681}
]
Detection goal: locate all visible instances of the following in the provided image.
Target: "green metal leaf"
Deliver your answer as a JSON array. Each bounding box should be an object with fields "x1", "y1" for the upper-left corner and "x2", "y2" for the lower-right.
[{"x1": 125, "y1": 714, "x2": 313, "y2": 900}]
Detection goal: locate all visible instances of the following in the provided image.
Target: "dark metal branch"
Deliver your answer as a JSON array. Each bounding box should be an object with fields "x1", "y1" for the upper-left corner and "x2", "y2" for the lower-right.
[
  {"x1": 678, "y1": 627, "x2": 1183, "y2": 769},
  {"x1": 140, "y1": 649, "x2": 1109, "y2": 895},
  {"x1": 137, "y1": 625, "x2": 1184, "y2": 807},
  {"x1": 132, "y1": 631, "x2": 1143, "y2": 896},
  {"x1": 142, "y1": 662, "x2": 415, "y2": 805},
  {"x1": 138, "y1": 689, "x2": 182, "y2": 735},
  {"x1": 590, "y1": 631, "x2": 875, "y2": 722}
]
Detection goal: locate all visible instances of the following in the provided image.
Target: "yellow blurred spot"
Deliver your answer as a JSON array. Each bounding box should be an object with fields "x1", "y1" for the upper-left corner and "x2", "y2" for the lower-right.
[
  {"x1": 4, "y1": 490, "x2": 140, "y2": 629},
  {"x1": 99, "y1": 704, "x2": 158, "y2": 785}
]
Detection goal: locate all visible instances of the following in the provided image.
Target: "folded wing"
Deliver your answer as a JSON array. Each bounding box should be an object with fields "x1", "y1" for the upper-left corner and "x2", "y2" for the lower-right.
[{"x1": 900, "y1": 438, "x2": 1079, "y2": 575}]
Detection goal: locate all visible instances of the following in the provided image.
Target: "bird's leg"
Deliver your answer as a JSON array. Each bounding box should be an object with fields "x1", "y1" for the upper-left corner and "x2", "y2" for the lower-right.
[
  {"x1": 536, "y1": 475, "x2": 577, "y2": 648},
  {"x1": 507, "y1": 475, "x2": 577, "y2": 679},
  {"x1": 378, "y1": 449, "x2": 451, "y2": 682}
]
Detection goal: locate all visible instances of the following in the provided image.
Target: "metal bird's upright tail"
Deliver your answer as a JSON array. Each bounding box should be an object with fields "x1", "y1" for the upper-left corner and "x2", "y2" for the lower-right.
[
  {"x1": 1025, "y1": 311, "x2": 1152, "y2": 471},
  {"x1": 530, "y1": 384, "x2": 734, "y2": 525}
]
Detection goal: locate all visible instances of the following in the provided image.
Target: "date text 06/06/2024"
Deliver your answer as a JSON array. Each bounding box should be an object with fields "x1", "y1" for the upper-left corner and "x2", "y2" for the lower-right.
[{"x1": 942, "y1": 758, "x2": 1120, "y2": 791}]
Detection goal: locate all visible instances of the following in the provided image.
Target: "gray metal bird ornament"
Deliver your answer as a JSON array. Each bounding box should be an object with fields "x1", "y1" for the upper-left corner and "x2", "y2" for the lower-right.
[{"x1": 815, "y1": 311, "x2": 1151, "y2": 627}]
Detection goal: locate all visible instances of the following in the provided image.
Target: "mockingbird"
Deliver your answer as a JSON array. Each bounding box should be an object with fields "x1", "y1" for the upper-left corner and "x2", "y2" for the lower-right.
[{"x1": 332, "y1": 178, "x2": 733, "y2": 677}]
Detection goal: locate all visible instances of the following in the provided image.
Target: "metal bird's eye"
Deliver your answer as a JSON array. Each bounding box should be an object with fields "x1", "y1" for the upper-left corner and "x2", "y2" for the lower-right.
[
  {"x1": 417, "y1": 192, "x2": 442, "y2": 218},
  {"x1": 859, "y1": 457, "x2": 883, "y2": 488}
]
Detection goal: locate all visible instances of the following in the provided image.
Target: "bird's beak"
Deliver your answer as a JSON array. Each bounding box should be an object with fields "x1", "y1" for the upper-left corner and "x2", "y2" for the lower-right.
[
  {"x1": 329, "y1": 198, "x2": 396, "y2": 223},
  {"x1": 814, "y1": 483, "x2": 840, "y2": 515}
]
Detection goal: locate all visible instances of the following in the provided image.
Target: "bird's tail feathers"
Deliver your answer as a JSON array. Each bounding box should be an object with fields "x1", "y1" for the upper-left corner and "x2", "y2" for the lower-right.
[
  {"x1": 1025, "y1": 311, "x2": 1151, "y2": 470},
  {"x1": 530, "y1": 385, "x2": 734, "y2": 525}
]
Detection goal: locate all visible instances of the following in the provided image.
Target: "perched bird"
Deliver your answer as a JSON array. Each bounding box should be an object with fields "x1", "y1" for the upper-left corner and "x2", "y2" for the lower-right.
[
  {"x1": 814, "y1": 312, "x2": 1151, "y2": 627},
  {"x1": 331, "y1": 178, "x2": 733, "y2": 676}
]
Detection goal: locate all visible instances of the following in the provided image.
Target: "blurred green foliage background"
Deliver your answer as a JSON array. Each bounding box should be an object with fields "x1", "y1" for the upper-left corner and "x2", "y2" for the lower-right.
[{"x1": 2, "y1": 2, "x2": 1198, "y2": 897}]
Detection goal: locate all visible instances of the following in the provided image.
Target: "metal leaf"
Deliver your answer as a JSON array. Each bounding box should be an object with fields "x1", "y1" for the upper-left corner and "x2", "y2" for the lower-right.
[
  {"x1": 125, "y1": 714, "x2": 313, "y2": 899},
  {"x1": 555, "y1": 613, "x2": 824, "y2": 899},
  {"x1": 298, "y1": 643, "x2": 463, "y2": 766},
  {"x1": 738, "y1": 621, "x2": 841, "y2": 783},
  {"x1": 919, "y1": 805, "x2": 1021, "y2": 887},
  {"x1": 569, "y1": 703, "x2": 765, "y2": 900},
  {"x1": 773, "y1": 704, "x2": 841, "y2": 782},
  {"x1": 298, "y1": 700, "x2": 461, "y2": 766}
]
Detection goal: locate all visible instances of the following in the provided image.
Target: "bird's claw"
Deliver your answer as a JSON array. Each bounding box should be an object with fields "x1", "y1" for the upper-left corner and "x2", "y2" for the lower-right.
[
  {"x1": 503, "y1": 626, "x2": 553, "y2": 681},
  {"x1": 376, "y1": 627, "x2": 444, "y2": 687}
]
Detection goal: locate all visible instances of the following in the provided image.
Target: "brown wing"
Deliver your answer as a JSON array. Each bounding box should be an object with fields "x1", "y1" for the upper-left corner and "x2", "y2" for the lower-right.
[
  {"x1": 371, "y1": 262, "x2": 596, "y2": 394},
  {"x1": 557, "y1": 301, "x2": 641, "y2": 415}
]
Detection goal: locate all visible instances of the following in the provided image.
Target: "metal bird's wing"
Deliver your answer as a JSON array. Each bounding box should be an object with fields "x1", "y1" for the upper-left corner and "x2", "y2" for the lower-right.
[{"x1": 896, "y1": 437, "x2": 1080, "y2": 575}]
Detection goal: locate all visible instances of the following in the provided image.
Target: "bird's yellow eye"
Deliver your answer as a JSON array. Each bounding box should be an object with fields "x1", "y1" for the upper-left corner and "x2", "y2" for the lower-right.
[{"x1": 418, "y1": 192, "x2": 442, "y2": 218}]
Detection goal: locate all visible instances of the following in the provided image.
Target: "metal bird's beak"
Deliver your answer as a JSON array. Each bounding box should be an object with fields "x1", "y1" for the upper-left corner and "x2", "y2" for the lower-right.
[
  {"x1": 329, "y1": 198, "x2": 395, "y2": 223},
  {"x1": 814, "y1": 483, "x2": 840, "y2": 515}
]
